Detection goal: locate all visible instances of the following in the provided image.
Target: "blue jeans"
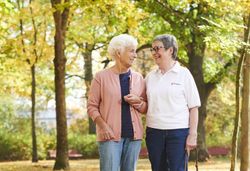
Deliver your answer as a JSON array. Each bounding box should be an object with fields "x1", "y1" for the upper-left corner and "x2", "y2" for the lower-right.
[
  {"x1": 98, "y1": 138, "x2": 141, "y2": 171},
  {"x1": 146, "y1": 127, "x2": 189, "y2": 171}
]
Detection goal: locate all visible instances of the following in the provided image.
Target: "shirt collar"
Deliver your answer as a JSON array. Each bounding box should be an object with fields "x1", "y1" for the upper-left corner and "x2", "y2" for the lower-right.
[
  {"x1": 119, "y1": 69, "x2": 131, "y2": 77},
  {"x1": 171, "y1": 61, "x2": 180, "y2": 73},
  {"x1": 156, "y1": 61, "x2": 181, "y2": 74}
]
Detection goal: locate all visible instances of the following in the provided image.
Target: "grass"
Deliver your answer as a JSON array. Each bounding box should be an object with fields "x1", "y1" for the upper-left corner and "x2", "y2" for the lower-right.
[{"x1": 0, "y1": 157, "x2": 240, "y2": 171}]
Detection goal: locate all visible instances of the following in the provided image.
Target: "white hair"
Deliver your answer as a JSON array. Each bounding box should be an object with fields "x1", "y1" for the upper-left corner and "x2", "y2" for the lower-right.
[{"x1": 108, "y1": 34, "x2": 138, "y2": 59}]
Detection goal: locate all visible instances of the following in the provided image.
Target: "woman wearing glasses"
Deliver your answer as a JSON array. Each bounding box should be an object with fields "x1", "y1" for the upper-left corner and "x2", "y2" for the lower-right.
[
  {"x1": 87, "y1": 34, "x2": 147, "y2": 171},
  {"x1": 145, "y1": 34, "x2": 200, "y2": 171}
]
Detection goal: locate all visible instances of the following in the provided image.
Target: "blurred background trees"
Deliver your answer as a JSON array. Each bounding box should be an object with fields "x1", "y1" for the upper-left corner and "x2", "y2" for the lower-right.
[{"x1": 0, "y1": 0, "x2": 249, "y2": 169}]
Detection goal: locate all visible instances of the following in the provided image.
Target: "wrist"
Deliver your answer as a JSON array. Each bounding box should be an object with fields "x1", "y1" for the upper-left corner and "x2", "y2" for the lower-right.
[
  {"x1": 134, "y1": 101, "x2": 144, "y2": 110},
  {"x1": 189, "y1": 132, "x2": 197, "y2": 136},
  {"x1": 95, "y1": 116, "x2": 107, "y2": 128}
]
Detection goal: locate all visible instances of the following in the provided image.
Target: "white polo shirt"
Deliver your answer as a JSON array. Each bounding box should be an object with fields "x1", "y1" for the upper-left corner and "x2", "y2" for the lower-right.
[{"x1": 145, "y1": 62, "x2": 201, "y2": 130}]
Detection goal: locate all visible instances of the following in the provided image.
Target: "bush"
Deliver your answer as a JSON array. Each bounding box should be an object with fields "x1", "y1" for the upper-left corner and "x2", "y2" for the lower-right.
[
  {"x1": 0, "y1": 98, "x2": 31, "y2": 161},
  {"x1": 68, "y1": 134, "x2": 98, "y2": 158},
  {"x1": 0, "y1": 131, "x2": 31, "y2": 161},
  {"x1": 37, "y1": 129, "x2": 56, "y2": 160},
  {"x1": 206, "y1": 82, "x2": 235, "y2": 147}
]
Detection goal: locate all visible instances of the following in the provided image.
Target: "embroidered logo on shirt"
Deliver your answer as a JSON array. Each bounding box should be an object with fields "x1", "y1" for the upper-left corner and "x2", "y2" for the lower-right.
[{"x1": 171, "y1": 82, "x2": 181, "y2": 85}]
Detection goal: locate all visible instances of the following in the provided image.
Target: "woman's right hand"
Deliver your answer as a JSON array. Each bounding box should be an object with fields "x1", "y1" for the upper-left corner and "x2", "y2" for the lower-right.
[
  {"x1": 99, "y1": 124, "x2": 115, "y2": 140},
  {"x1": 95, "y1": 116, "x2": 115, "y2": 140}
]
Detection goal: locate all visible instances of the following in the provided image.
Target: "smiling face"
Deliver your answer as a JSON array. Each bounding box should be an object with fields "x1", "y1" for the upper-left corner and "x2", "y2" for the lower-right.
[
  {"x1": 117, "y1": 45, "x2": 137, "y2": 69},
  {"x1": 151, "y1": 41, "x2": 173, "y2": 67}
]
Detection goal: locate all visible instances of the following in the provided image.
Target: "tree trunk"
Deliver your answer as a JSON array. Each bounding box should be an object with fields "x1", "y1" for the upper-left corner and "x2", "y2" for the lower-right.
[
  {"x1": 230, "y1": 14, "x2": 250, "y2": 171},
  {"x1": 240, "y1": 14, "x2": 250, "y2": 171},
  {"x1": 53, "y1": 29, "x2": 69, "y2": 170},
  {"x1": 51, "y1": 0, "x2": 70, "y2": 170},
  {"x1": 196, "y1": 97, "x2": 210, "y2": 161},
  {"x1": 187, "y1": 39, "x2": 210, "y2": 161},
  {"x1": 31, "y1": 64, "x2": 38, "y2": 162},
  {"x1": 230, "y1": 51, "x2": 243, "y2": 171},
  {"x1": 141, "y1": 51, "x2": 147, "y2": 78},
  {"x1": 82, "y1": 43, "x2": 95, "y2": 134},
  {"x1": 240, "y1": 47, "x2": 250, "y2": 171},
  {"x1": 17, "y1": 0, "x2": 39, "y2": 162}
]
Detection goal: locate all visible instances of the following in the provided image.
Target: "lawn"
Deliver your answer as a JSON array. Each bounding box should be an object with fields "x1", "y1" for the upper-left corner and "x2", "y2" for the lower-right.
[{"x1": 0, "y1": 157, "x2": 239, "y2": 171}]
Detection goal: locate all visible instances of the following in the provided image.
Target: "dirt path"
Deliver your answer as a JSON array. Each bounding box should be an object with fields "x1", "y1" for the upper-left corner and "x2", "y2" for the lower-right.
[{"x1": 0, "y1": 158, "x2": 239, "y2": 171}]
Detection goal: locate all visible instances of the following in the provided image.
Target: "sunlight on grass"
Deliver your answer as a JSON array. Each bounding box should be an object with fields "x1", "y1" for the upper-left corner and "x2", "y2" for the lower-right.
[{"x1": 0, "y1": 157, "x2": 240, "y2": 171}]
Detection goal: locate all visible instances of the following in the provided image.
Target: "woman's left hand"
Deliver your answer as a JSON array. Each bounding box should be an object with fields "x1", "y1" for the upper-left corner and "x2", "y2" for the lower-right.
[{"x1": 186, "y1": 133, "x2": 197, "y2": 156}]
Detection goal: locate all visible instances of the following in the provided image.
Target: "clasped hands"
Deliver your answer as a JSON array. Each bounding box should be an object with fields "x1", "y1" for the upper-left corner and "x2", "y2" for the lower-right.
[{"x1": 124, "y1": 93, "x2": 143, "y2": 108}]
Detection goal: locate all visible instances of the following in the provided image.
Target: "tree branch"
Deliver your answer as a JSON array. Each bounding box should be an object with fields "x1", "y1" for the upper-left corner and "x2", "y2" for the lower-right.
[
  {"x1": 205, "y1": 58, "x2": 235, "y2": 93},
  {"x1": 155, "y1": 0, "x2": 185, "y2": 19},
  {"x1": 93, "y1": 44, "x2": 106, "y2": 50},
  {"x1": 136, "y1": 43, "x2": 151, "y2": 53},
  {"x1": 61, "y1": 0, "x2": 70, "y2": 31},
  {"x1": 65, "y1": 73, "x2": 84, "y2": 80}
]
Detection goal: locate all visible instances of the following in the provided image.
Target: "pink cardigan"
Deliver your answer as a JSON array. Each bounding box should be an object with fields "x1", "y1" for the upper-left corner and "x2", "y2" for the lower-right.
[{"x1": 87, "y1": 68, "x2": 147, "y2": 141}]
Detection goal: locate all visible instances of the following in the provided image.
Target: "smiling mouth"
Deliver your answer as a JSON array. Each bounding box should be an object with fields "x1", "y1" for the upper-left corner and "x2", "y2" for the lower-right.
[{"x1": 154, "y1": 54, "x2": 161, "y2": 59}]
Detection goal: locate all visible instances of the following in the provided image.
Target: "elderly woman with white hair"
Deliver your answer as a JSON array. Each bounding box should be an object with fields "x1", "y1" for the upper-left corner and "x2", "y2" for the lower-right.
[{"x1": 87, "y1": 34, "x2": 147, "y2": 171}]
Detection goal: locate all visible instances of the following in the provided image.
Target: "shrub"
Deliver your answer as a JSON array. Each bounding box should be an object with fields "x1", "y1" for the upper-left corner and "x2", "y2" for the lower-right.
[
  {"x1": 0, "y1": 131, "x2": 31, "y2": 160},
  {"x1": 68, "y1": 134, "x2": 98, "y2": 158}
]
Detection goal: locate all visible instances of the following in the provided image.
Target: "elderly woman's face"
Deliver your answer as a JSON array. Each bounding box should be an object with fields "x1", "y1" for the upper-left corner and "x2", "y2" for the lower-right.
[
  {"x1": 151, "y1": 41, "x2": 172, "y2": 66},
  {"x1": 118, "y1": 45, "x2": 137, "y2": 68}
]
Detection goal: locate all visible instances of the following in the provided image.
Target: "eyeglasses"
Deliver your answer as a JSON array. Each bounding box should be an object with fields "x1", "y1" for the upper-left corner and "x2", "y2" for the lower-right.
[{"x1": 150, "y1": 46, "x2": 165, "y2": 53}]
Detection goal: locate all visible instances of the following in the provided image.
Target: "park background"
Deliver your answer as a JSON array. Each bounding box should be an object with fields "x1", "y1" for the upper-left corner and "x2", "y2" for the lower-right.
[{"x1": 0, "y1": 0, "x2": 250, "y2": 170}]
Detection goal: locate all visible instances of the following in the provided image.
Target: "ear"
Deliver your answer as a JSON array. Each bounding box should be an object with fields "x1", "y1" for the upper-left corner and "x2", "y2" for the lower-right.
[
  {"x1": 168, "y1": 47, "x2": 174, "y2": 55},
  {"x1": 116, "y1": 50, "x2": 121, "y2": 58},
  {"x1": 169, "y1": 47, "x2": 173, "y2": 53}
]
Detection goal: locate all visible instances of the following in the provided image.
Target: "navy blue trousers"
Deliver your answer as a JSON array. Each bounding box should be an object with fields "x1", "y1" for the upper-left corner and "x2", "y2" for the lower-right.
[{"x1": 146, "y1": 127, "x2": 189, "y2": 171}]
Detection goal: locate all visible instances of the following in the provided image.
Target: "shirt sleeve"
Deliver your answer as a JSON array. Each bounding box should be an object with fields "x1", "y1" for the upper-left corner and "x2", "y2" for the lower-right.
[
  {"x1": 87, "y1": 73, "x2": 102, "y2": 121},
  {"x1": 184, "y1": 69, "x2": 201, "y2": 109}
]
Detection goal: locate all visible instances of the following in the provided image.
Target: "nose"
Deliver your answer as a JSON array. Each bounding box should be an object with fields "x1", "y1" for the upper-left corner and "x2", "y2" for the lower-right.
[{"x1": 151, "y1": 50, "x2": 156, "y2": 54}]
